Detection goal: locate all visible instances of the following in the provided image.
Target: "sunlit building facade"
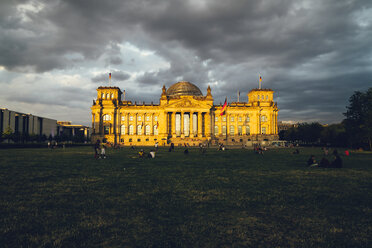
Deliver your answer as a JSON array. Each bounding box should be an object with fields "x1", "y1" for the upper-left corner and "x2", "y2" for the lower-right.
[{"x1": 91, "y1": 81, "x2": 279, "y2": 146}]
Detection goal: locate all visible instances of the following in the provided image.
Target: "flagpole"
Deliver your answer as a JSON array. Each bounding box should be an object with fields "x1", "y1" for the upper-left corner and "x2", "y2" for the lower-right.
[{"x1": 225, "y1": 97, "x2": 228, "y2": 147}]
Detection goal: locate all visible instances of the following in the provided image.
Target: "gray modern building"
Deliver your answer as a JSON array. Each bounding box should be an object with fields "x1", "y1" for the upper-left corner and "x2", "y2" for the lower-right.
[{"x1": 0, "y1": 108, "x2": 57, "y2": 137}]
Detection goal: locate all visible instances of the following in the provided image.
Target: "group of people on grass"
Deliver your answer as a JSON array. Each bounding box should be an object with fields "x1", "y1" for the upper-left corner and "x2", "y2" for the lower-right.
[
  {"x1": 94, "y1": 139, "x2": 106, "y2": 159},
  {"x1": 307, "y1": 149, "x2": 343, "y2": 168},
  {"x1": 94, "y1": 140, "x2": 348, "y2": 168}
]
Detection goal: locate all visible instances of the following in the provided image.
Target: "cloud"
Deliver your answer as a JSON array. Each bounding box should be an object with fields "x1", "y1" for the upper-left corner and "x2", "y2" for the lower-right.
[{"x1": 0, "y1": 0, "x2": 372, "y2": 124}]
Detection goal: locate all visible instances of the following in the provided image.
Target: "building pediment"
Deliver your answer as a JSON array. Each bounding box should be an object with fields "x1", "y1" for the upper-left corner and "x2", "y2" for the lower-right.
[{"x1": 164, "y1": 98, "x2": 212, "y2": 110}]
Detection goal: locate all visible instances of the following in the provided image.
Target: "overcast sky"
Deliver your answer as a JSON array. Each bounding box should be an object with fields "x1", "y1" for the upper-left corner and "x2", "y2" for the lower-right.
[{"x1": 1, "y1": 0, "x2": 371, "y2": 126}]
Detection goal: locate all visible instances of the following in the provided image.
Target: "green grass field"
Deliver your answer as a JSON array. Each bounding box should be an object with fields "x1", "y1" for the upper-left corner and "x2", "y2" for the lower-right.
[{"x1": 0, "y1": 146, "x2": 371, "y2": 247}]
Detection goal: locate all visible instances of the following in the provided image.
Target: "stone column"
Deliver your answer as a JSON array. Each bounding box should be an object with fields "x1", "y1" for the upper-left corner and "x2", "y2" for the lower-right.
[
  {"x1": 205, "y1": 112, "x2": 211, "y2": 137},
  {"x1": 275, "y1": 111, "x2": 278, "y2": 134},
  {"x1": 171, "y1": 112, "x2": 176, "y2": 138},
  {"x1": 181, "y1": 111, "x2": 184, "y2": 138},
  {"x1": 126, "y1": 113, "x2": 129, "y2": 135},
  {"x1": 135, "y1": 113, "x2": 137, "y2": 135},
  {"x1": 190, "y1": 112, "x2": 193, "y2": 138},
  {"x1": 242, "y1": 115, "x2": 246, "y2": 135},
  {"x1": 197, "y1": 112, "x2": 203, "y2": 137},
  {"x1": 151, "y1": 113, "x2": 154, "y2": 135}
]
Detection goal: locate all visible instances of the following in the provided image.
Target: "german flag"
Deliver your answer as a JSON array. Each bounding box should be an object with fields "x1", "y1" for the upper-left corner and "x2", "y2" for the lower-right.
[
  {"x1": 220, "y1": 98, "x2": 227, "y2": 116},
  {"x1": 109, "y1": 73, "x2": 112, "y2": 79}
]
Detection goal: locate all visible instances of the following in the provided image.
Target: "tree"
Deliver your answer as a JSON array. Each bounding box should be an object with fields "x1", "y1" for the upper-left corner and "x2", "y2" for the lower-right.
[
  {"x1": 2, "y1": 126, "x2": 14, "y2": 143},
  {"x1": 344, "y1": 88, "x2": 372, "y2": 150}
]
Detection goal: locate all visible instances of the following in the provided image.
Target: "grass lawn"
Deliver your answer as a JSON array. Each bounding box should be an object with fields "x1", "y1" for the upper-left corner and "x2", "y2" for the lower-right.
[{"x1": 0, "y1": 146, "x2": 371, "y2": 247}]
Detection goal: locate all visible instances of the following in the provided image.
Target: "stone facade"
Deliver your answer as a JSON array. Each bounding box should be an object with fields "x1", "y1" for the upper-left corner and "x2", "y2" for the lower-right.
[{"x1": 91, "y1": 81, "x2": 279, "y2": 146}]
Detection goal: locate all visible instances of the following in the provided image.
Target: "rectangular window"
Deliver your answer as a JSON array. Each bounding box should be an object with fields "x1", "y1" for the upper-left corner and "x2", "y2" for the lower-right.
[
  {"x1": 246, "y1": 116, "x2": 250, "y2": 122},
  {"x1": 121, "y1": 116, "x2": 125, "y2": 121},
  {"x1": 129, "y1": 116, "x2": 133, "y2": 121},
  {"x1": 154, "y1": 116, "x2": 158, "y2": 122},
  {"x1": 138, "y1": 116, "x2": 142, "y2": 121},
  {"x1": 121, "y1": 125, "x2": 125, "y2": 134},
  {"x1": 146, "y1": 116, "x2": 150, "y2": 121},
  {"x1": 246, "y1": 125, "x2": 250, "y2": 135},
  {"x1": 215, "y1": 116, "x2": 218, "y2": 122},
  {"x1": 230, "y1": 117, "x2": 234, "y2": 122},
  {"x1": 214, "y1": 125, "x2": 219, "y2": 135},
  {"x1": 238, "y1": 125, "x2": 242, "y2": 135},
  {"x1": 230, "y1": 125, "x2": 235, "y2": 135},
  {"x1": 129, "y1": 125, "x2": 134, "y2": 135},
  {"x1": 238, "y1": 117, "x2": 242, "y2": 122},
  {"x1": 223, "y1": 116, "x2": 226, "y2": 122},
  {"x1": 137, "y1": 125, "x2": 142, "y2": 135},
  {"x1": 222, "y1": 125, "x2": 226, "y2": 135}
]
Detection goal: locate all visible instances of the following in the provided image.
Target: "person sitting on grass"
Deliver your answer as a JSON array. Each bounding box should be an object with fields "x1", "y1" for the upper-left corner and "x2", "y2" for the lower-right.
[
  {"x1": 307, "y1": 155, "x2": 318, "y2": 167},
  {"x1": 330, "y1": 154, "x2": 343, "y2": 168},
  {"x1": 293, "y1": 149, "x2": 300, "y2": 154},
  {"x1": 139, "y1": 149, "x2": 144, "y2": 158},
  {"x1": 149, "y1": 150, "x2": 156, "y2": 158}
]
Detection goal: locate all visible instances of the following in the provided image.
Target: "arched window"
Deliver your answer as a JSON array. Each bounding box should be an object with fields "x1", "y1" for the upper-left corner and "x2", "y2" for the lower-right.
[
  {"x1": 154, "y1": 125, "x2": 158, "y2": 135},
  {"x1": 129, "y1": 125, "x2": 134, "y2": 135},
  {"x1": 257, "y1": 95, "x2": 260, "y2": 100},
  {"x1": 261, "y1": 115, "x2": 267, "y2": 122},
  {"x1": 262, "y1": 127, "x2": 267, "y2": 134},
  {"x1": 103, "y1": 114, "x2": 111, "y2": 121},
  {"x1": 137, "y1": 125, "x2": 142, "y2": 135},
  {"x1": 238, "y1": 126, "x2": 242, "y2": 135},
  {"x1": 266, "y1": 95, "x2": 268, "y2": 100},
  {"x1": 111, "y1": 93, "x2": 114, "y2": 99},
  {"x1": 106, "y1": 93, "x2": 109, "y2": 99},
  {"x1": 230, "y1": 125, "x2": 235, "y2": 135},
  {"x1": 101, "y1": 93, "x2": 104, "y2": 99},
  {"x1": 246, "y1": 125, "x2": 250, "y2": 135},
  {"x1": 121, "y1": 125, "x2": 125, "y2": 134},
  {"x1": 214, "y1": 125, "x2": 219, "y2": 135},
  {"x1": 222, "y1": 126, "x2": 226, "y2": 135},
  {"x1": 145, "y1": 125, "x2": 150, "y2": 135}
]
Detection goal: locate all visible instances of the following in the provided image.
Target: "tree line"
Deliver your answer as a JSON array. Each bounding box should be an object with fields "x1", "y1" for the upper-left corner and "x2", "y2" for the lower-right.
[
  {"x1": 1, "y1": 126, "x2": 88, "y2": 144},
  {"x1": 279, "y1": 88, "x2": 372, "y2": 150}
]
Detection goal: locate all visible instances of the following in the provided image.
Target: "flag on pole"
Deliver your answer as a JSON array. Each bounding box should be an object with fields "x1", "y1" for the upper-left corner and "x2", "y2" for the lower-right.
[
  {"x1": 220, "y1": 98, "x2": 227, "y2": 116},
  {"x1": 259, "y1": 76, "x2": 262, "y2": 82},
  {"x1": 109, "y1": 73, "x2": 112, "y2": 79}
]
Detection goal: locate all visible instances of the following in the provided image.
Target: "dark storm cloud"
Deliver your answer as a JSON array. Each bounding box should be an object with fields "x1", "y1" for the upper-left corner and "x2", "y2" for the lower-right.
[
  {"x1": 1, "y1": 0, "x2": 371, "y2": 123},
  {"x1": 91, "y1": 70, "x2": 130, "y2": 83}
]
